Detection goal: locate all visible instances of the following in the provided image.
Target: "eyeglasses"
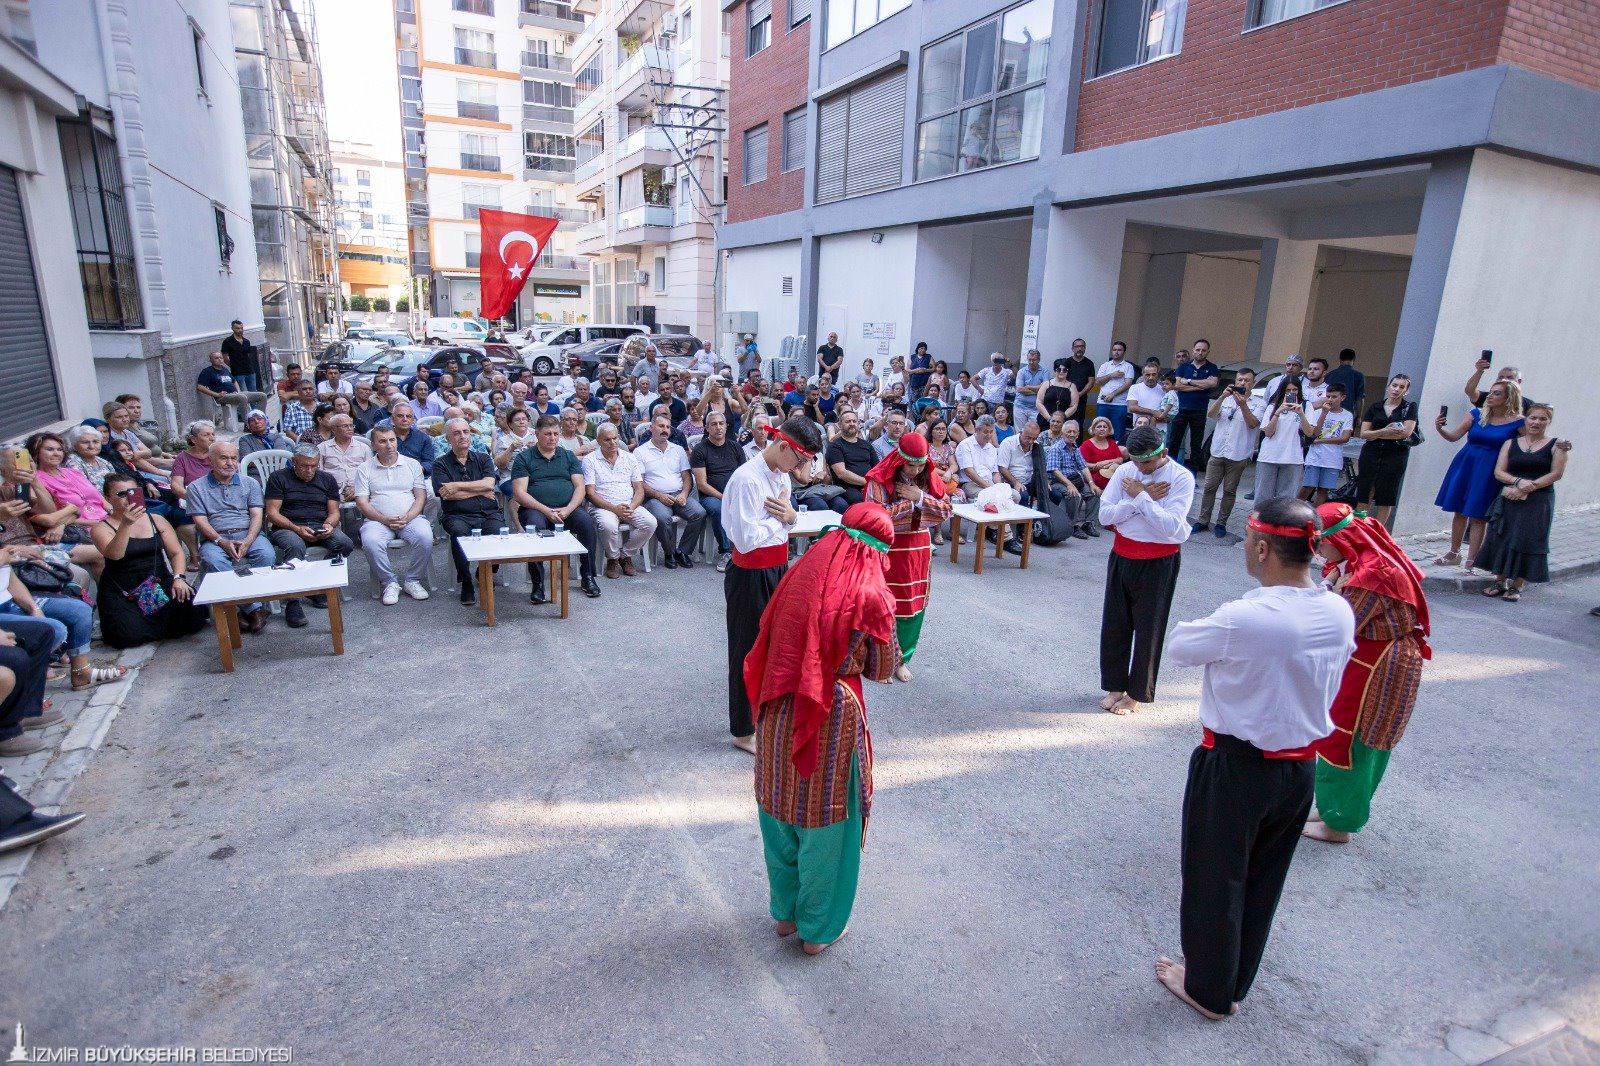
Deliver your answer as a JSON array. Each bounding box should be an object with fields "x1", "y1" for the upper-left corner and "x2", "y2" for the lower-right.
[{"x1": 114, "y1": 487, "x2": 139, "y2": 500}]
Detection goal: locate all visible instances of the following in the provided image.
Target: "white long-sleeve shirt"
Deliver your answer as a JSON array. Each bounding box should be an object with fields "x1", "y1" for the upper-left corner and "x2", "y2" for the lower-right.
[
  {"x1": 722, "y1": 452, "x2": 793, "y2": 554},
  {"x1": 1096, "y1": 458, "x2": 1195, "y2": 544},
  {"x1": 1166, "y1": 584, "x2": 1355, "y2": 751}
]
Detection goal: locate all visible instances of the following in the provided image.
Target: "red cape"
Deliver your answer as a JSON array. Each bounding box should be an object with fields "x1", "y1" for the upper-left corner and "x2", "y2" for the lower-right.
[{"x1": 1318, "y1": 502, "x2": 1431, "y2": 655}]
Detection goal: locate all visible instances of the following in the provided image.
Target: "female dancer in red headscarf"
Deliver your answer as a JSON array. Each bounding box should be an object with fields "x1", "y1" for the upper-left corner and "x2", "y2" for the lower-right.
[
  {"x1": 862, "y1": 431, "x2": 952, "y2": 682},
  {"x1": 1304, "y1": 502, "x2": 1431, "y2": 843},
  {"x1": 745, "y1": 502, "x2": 901, "y2": 954}
]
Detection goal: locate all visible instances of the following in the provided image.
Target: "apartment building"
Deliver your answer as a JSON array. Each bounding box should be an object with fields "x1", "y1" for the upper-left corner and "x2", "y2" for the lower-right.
[
  {"x1": 333, "y1": 141, "x2": 409, "y2": 304},
  {"x1": 719, "y1": 0, "x2": 1600, "y2": 531},
  {"x1": 569, "y1": 0, "x2": 727, "y2": 337},
  {"x1": 392, "y1": 0, "x2": 593, "y2": 326}
]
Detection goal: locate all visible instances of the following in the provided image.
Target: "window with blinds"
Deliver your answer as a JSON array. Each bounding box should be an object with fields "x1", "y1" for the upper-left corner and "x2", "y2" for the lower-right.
[
  {"x1": 789, "y1": 0, "x2": 812, "y2": 26},
  {"x1": 742, "y1": 124, "x2": 768, "y2": 185},
  {"x1": 814, "y1": 71, "x2": 905, "y2": 203},
  {"x1": 0, "y1": 167, "x2": 61, "y2": 439}
]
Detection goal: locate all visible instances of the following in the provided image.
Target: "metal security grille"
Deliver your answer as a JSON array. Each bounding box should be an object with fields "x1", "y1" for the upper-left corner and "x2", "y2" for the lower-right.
[
  {"x1": 814, "y1": 72, "x2": 905, "y2": 203},
  {"x1": 0, "y1": 167, "x2": 61, "y2": 439},
  {"x1": 59, "y1": 119, "x2": 143, "y2": 331}
]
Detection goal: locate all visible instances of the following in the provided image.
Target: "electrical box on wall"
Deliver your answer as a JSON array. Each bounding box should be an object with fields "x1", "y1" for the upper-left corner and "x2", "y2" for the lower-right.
[{"x1": 720, "y1": 311, "x2": 758, "y2": 337}]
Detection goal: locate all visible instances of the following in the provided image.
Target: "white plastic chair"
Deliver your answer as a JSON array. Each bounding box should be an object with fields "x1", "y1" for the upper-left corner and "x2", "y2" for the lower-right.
[{"x1": 241, "y1": 449, "x2": 293, "y2": 487}]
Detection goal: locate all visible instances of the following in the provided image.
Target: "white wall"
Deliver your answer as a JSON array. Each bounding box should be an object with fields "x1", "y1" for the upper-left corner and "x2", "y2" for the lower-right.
[
  {"x1": 1397, "y1": 150, "x2": 1600, "y2": 533},
  {"x1": 909, "y1": 220, "x2": 1033, "y2": 374},
  {"x1": 1037, "y1": 207, "x2": 1126, "y2": 367},
  {"x1": 724, "y1": 240, "x2": 801, "y2": 353},
  {"x1": 1302, "y1": 247, "x2": 1410, "y2": 373},
  {"x1": 817, "y1": 226, "x2": 918, "y2": 383},
  {"x1": 1173, "y1": 251, "x2": 1259, "y2": 365}
]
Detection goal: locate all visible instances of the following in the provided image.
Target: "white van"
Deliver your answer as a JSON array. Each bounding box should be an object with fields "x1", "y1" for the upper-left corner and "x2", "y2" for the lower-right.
[
  {"x1": 425, "y1": 317, "x2": 489, "y2": 344},
  {"x1": 519, "y1": 323, "x2": 647, "y2": 374}
]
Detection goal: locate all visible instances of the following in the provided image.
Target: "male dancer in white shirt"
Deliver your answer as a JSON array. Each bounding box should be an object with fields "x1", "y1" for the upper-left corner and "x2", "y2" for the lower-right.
[
  {"x1": 722, "y1": 415, "x2": 824, "y2": 753},
  {"x1": 1094, "y1": 425, "x2": 1195, "y2": 716},
  {"x1": 1156, "y1": 496, "x2": 1355, "y2": 1020}
]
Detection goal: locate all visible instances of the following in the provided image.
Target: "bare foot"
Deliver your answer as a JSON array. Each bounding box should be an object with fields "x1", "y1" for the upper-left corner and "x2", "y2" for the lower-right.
[
  {"x1": 731, "y1": 734, "x2": 756, "y2": 754},
  {"x1": 802, "y1": 926, "x2": 848, "y2": 955},
  {"x1": 1306, "y1": 807, "x2": 1323, "y2": 824},
  {"x1": 1099, "y1": 691, "x2": 1122, "y2": 710},
  {"x1": 895, "y1": 664, "x2": 913, "y2": 683},
  {"x1": 1155, "y1": 957, "x2": 1228, "y2": 1021},
  {"x1": 1109, "y1": 696, "x2": 1139, "y2": 716},
  {"x1": 1301, "y1": 821, "x2": 1351, "y2": 843},
  {"x1": 775, "y1": 920, "x2": 796, "y2": 937}
]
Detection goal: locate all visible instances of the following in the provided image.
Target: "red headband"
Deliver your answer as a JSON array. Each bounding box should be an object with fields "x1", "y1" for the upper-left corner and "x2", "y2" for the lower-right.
[
  {"x1": 1247, "y1": 515, "x2": 1319, "y2": 544},
  {"x1": 773, "y1": 429, "x2": 814, "y2": 460}
]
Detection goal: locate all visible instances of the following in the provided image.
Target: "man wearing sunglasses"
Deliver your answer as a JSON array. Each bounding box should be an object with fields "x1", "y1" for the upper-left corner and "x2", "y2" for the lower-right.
[{"x1": 720, "y1": 414, "x2": 824, "y2": 754}]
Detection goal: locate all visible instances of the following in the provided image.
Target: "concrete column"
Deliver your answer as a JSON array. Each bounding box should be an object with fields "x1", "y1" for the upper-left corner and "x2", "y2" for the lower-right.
[
  {"x1": 1022, "y1": 195, "x2": 1052, "y2": 318},
  {"x1": 1256, "y1": 237, "x2": 1321, "y2": 365},
  {"x1": 1390, "y1": 154, "x2": 1471, "y2": 394},
  {"x1": 1134, "y1": 252, "x2": 1185, "y2": 361},
  {"x1": 796, "y1": 232, "x2": 821, "y2": 366},
  {"x1": 1243, "y1": 238, "x2": 1278, "y2": 363},
  {"x1": 1036, "y1": 207, "x2": 1126, "y2": 358}
]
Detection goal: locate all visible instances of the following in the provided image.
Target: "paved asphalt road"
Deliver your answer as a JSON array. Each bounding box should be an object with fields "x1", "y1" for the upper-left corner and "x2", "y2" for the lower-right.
[{"x1": 1, "y1": 521, "x2": 1596, "y2": 1063}]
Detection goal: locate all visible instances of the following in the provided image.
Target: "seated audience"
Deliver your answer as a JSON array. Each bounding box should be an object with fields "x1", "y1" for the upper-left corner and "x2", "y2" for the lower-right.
[
  {"x1": 825, "y1": 409, "x2": 876, "y2": 506},
  {"x1": 316, "y1": 414, "x2": 373, "y2": 502},
  {"x1": 195, "y1": 350, "x2": 266, "y2": 430},
  {"x1": 350, "y1": 380, "x2": 386, "y2": 434},
  {"x1": 510, "y1": 415, "x2": 602, "y2": 602},
  {"x1": 237, "y1": 410, "x2": 290, "y2": 458},
  {"x1": 0, "y1": 605, "x2": 62, "y2": 758},
  {"x1": 636, "y1": 415, "x2": 706, "y2": 569},
  {"x1": 89, "y1": 472, "x2": 207, "y2": 649},
  {"x1": 185, "y1": 441, "x2": 276, "y2": 633},
  {"x1": 583, "y1": 424, "x2": 656, "y2": 577},
  {"x1": 281, "y1": 379, "x2": 319, "y2": 442},
  {"x1": 264, "y1": 443, "x2": 354, "y2": 627},
  {"x1": 26, "y1": 432, "x2": 108, "y2": 577},
  {"x1": 433, "y1": 418, "x2": 506, "y2": 606},
  {"x1": 354, "y1": 425, "x2": 433, "y2": 606},
  {"x1": 386, "y1": 400, "x2": 437, "y2": 475},
  {"x1": 691, "y1": 411, "x2": 745, "y2": 572}
]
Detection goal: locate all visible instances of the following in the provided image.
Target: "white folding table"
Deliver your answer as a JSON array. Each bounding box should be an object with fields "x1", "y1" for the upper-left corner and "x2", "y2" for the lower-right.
[
  {"x1": 948, "y1": 501, "x2": 1049, "y2": 573},
  {"x1": 459, "y1": 531, "x2": 588, "y2": 626},
  {"x1": 192, "y1": 558, "x2": 350, "y2": 672}
]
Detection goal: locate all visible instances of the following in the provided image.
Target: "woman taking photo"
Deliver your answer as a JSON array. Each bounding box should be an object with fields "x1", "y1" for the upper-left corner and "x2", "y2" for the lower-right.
[
  {"x1": 91, "y1": 473, "x2": 208, "y2": 648},
  {"x1": 1353, "y1": 374, "x2": 1418, "y2": 526},
  {"x1": 1432, "y1": 380, "x2": 1524, "y2": 571},
  {"x1": 26, "y1": 432, "x2": 109, "y2": 575},
  {"x1": 1478, "y1": 403, "x2": 1565, "y2": 602},
  {"x1": 1078, "y1": 416, "x2": 1125, "y2": 491},
  {"x1": 1036, "y1": 358, "x2": 1081, "y2": 432},
  {"x1": 1253, "y1": 375, "x2": 1310, "y2": 501},
  {"x1": 1303, "y1": 502, "x2": 1430, "y2": 845},
  {"x1": 863, "y1": 431, "x2": 952, "y2": 682}
]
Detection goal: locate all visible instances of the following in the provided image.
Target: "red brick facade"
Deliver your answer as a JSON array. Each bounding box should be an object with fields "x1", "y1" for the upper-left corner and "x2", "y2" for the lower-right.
[
  {"x1": 1075, "y1": 0, "x2": 1531, "y2": 151},
  {"x1": 726, "y1": 0, "x2": 810, "y2": 223},
  {"x1": 1497, "y1": 0, "x2": 1600, "y2": 92}
]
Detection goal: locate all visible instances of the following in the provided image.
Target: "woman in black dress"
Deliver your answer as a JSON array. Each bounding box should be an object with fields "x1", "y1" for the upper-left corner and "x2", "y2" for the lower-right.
[
  {"x1": 1479, "y1": 403, "x2": 1566, "y2": 603},
  {"x1": 89, "y1": 474, "x2": 208, "y2": 647},
  {"x1": 1036, "y1": 357, "x2": 1082, "y2": 431}
]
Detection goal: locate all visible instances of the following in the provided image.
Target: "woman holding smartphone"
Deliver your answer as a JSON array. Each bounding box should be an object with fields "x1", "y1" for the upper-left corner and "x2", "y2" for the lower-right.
[
  {"x1": 91, "y1": 473, "x2": 208, "y2": 648},
  {"x1": 1253, "y1": 375, "x2": 1310, "y2": 501},
  {"x1": 1432, "y1": 380, "x2": 1524, "y2": 571}
]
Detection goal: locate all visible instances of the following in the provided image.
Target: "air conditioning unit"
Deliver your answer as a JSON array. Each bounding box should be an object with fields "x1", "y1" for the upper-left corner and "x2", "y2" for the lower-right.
[
  {"x1": 634, "y1": 270, "x2": 649, "y2": 286},
  {"x1": 660, "y1": 13, "x2": 677, "y2": 36},
  {"x1": 660, "y1": 166, "x2": 677, "y2": 186}
]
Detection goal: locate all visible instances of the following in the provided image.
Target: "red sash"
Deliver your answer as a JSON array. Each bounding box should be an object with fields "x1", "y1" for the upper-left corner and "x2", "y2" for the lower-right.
[{"x1": 733, "y1": 543, "x2": 788, "y2": 570}]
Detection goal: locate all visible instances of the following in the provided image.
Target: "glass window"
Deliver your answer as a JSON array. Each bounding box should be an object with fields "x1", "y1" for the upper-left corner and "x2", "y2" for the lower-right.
[
  {"x1": 781, "y1": 108, "x2": 807, "y2": 172},
  {"x1": 743, "y1": 123, "x2": 768, "y2": 185},
  {"x1": 1092, "y1": 0, "x2": 1184, "y2": 76},
  {"x1": 747, "y1": 0, "x2": 771, "y2": 56},
  {"x1": 827, "y1": 0, "x2": 909, "y2": 49},
  {"x1": 1249, "y1": 0, "x2": 1339, "y2": 28},
  {"x1": 915, "y1": 1, "x2": 1050, "y2": 180}
]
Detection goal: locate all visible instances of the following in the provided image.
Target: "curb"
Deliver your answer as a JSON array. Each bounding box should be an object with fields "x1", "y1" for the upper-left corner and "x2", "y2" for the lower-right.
[
  {"x1": 1420, "y1": 557, "x2": 1600, "y2": 593},
  {"x1": 0, "y1": 643, "x2": 155, "y2": 914}
]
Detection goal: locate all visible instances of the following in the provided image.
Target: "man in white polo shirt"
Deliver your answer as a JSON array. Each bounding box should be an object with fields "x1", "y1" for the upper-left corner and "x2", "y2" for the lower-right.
[
  {"x1": 955, "y1": 415, "x2": 1002, "y2": 500},
  {"x1": 977, "y1": 353, "x2": 1013, "y2": 411},
  {"x1": 354, "y1": 424, "x2": 433, "y2": 606},
  {"x1": 634, "y1": 414, "x2": 706, "y2": 570},
  {"x1": 583, "y1": 423, "x2": 656, "y2": 576}
]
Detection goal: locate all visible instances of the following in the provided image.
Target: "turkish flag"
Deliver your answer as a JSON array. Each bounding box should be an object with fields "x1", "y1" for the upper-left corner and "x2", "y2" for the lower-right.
[{"x1": 477, "y1": 208, "x2": 559, "y2": 320}]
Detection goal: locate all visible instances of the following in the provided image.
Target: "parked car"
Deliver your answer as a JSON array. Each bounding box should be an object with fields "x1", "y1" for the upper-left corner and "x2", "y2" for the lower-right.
[
  {"x1": 353, "y1": 345, "x2": 504, "y2": 387},
  {"x1": 511, "y1": 324, "x2": 564, "y2": 347},
  {"x1": 316, "y1": 339, "x2": 393, "y2": 380},
  {"x1": 561, "y1": 338, "x2": 629, "y2": 380},
  {"x1": 424, "y1": 317, "x2": 489, "y2": 345},
  {"x1": 519, "y1": 323, "x2": 647, "y2": 374},
  {"x1": 346, "y1": 326, "x2": 413, "y2": 345}
]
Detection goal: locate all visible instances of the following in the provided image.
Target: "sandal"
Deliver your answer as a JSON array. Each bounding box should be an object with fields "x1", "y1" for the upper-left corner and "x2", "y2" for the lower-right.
[
  {"x1": 1482, "y1": 583, "x2": 1506, "y2": 597},
  {"x1": 72, "y1": 663, "x2": 128, "y2": 690},
  {"x1": 1432, "y1": 551, "x2": 1461, "y2": 566},
  {"x1": 1503, "y1": 589, "x2": 1522, "y2": 603}
]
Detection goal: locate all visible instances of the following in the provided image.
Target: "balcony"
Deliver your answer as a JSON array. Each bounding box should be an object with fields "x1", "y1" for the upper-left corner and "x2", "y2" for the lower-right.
[
  {"x1": 574, "y1": 217, "x2": 608, "y2": 249},
  {"x1": 457, "y1": 101, "x2": 500, "y2": 122},
  {"x1": 613, "y1": 124, "x2": 672, "y2": 172},
  {"x1": 463, "y1": 203, "x2": 500, "y2": 220},
  {"x1": 459, "y1": 153, "x2": 502, "y2": 172},
  {"x1": 522, "y1": 102, "x2": 575, "y2": 134},
  {"x1": 616, "y1": 44, "x2": 669, "y2": 99},
  {"x1": 521, "y1": 51, "x2": 573, "y2": 76},
  {"x1": 531, "y1": 254, "x2": 587, "y2": 278},
  {"x1": 452, "y1": 0, "x2": 494, "y2": 13},
  {"x1": 573, "y1": 152, "x2": 606, "y2": 195},
  {"x1": 454, "y1": 47, "x2": 498, "y2": 69},
  {"x1": 519, "y1": 0, "x2": 584, "y2": 32},
  {"x1": 524, "y1": 154, "x2": 576, "y2": 182},
  {"x1": 612, "y1": 204, "x2": 672, "y2": 248}
]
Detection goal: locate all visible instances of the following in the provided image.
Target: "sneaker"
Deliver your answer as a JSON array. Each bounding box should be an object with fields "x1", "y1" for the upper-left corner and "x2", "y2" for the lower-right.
[
  {"x1": 715, "y1": 551, "x2": 731, "y2": 573},
  {"x1": 403, "y1": 580, "x2": 430, "y2": 601},
  {"x1": 1191, "y1": 521, "x2": 1210, "y2": 534},
  {"x1": 21, "y1": 708, "x2": 65, "y2": 731},
  {"x1": 0, "y1": 811, "x2": 86, "y2": 856},
  {"x1": 284, "y1": 600, "x2": 308, "y2": 629},
  {"x1": 1213, "y1": 524, "x2": 1229, "y2": 539},
  {"x1": 307, "y1": 593, "x2": 329, "y2": 609},
  {"x1": 619, "y1": 556, "x2": 638, "y2": 577},
  {"x1": 0, "y1": 734, "x2": 44, "y2": 758},
  {"x1": 381, "y1": 582, "x2": 401, "y2": 605},
  {"x1": 604, "y1": 558, "x2": 621, "y2": 579}
]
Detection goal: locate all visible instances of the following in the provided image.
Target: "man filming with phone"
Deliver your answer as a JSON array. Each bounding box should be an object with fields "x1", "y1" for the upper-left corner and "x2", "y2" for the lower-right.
[
  {"x1": 264, "y1": 443, "x2": 352, "y2": 628},
  {"x1": 1464, "y1": 350, "x2": 1534, "y2": 414},
  {"x1": 1191, "y1": 369, "x2": 1265, "y2": 540}
]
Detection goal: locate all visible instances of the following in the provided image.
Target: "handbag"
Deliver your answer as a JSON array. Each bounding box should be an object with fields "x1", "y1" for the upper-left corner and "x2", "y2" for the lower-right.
[
  {"x1": 128, "y1": 575, "x2": 171, "y2": 616},
  {"x1": 1400, "y1": 403, "x2": 1424, "y2": 448},
  {"x1": 14, "y1": 558, "x2": 73, "y2": 596}
]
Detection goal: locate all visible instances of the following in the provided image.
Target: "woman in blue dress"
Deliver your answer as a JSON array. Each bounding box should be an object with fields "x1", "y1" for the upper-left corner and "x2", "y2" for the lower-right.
[{"x1": 1432, "y1": 379, "x2": 1524, "y2": 572}]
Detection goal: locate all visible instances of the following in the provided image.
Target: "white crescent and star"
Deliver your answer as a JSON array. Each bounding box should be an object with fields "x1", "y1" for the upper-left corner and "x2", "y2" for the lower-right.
[{"x1": 498, "y1": 229, "x2": 539, "y2": 280}]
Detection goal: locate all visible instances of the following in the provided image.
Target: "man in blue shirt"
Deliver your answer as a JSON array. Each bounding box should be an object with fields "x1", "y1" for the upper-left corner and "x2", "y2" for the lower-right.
[
  {"x1": 386, "y1": 400, "x2": 437, "y2": 475},
  {"x1": 1324, "y1": 348, "x2": 1366, "y2": 415},
  {"x1": 1170, "y1": 338, "x2": 1220, "y2": 472},
  {"x1": 1014, "y1": 348, "x2": 1049, "y2": 429},
  {"x1": 185, "y1": 440, "x2": 276, "y2": 632},
  {"x1": 195, "y1": 351, "x2": 266, "y2": 431}
]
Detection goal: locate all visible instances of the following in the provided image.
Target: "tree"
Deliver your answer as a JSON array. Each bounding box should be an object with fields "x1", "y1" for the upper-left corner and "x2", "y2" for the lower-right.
[
  {"x1": 347, "y1": 293, "x2": 371, "y2": 312},
  {"x1": 395, "y1": 297, "x2": 410, "y2": 313},
  {"x1": 372, "y1": 296, "x2": 390, "y2": 312}
]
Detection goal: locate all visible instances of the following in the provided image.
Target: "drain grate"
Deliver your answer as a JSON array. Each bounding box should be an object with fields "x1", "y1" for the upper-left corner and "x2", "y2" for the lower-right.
[{"x1": 1483, "y1": 1027, "x2": 1600, "y2": 1066}]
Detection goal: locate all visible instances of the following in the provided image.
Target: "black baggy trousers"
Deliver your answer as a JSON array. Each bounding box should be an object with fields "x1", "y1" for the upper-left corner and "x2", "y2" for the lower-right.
[
  {"x1": 725, "y1": 561, "x2": 785, "y2": 738},
  {"x1": 1099, "y1": 550, "x2": 1180, "y2": 701}
]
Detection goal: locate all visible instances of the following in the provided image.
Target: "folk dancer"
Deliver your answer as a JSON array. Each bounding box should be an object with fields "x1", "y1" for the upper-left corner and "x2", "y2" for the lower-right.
[
  {"x1": 745, "y1": 502, "x2": 900, "y2": 955},
  {"x1": 1303, "y1": 502, "x2": 1430, "y2": 844},
  {"x1": 723, "y1": 415, "x2": 825, "y2": 753},
  {"x1": 1156, "y1": 498, "x2": 1355, "y2": 1019},
  {"x1": 1095, "y1": 425, "x2": 1195, "y2": 715},
  {"x1": 862, "y1": 431, "x2": 952, "y2": 682}
]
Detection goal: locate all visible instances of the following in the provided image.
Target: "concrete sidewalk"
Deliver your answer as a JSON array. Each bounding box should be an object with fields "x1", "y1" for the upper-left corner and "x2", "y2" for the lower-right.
[{"x1": 1396, "y1": 503, "x2": 1600, "y2": 592}]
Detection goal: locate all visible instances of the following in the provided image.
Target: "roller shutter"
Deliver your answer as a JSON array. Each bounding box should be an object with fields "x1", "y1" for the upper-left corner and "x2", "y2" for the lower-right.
[
  {"x1": 0, "y1": 167, "x2": 60, "y2": 440},
  {"x1": 813, "y1": 71, "x2": 905, "y2": 204}
]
